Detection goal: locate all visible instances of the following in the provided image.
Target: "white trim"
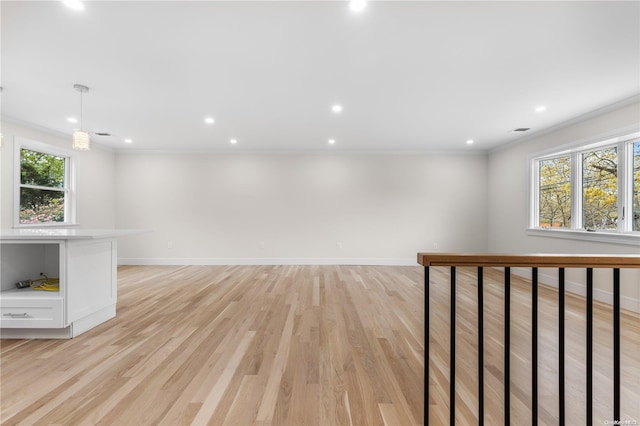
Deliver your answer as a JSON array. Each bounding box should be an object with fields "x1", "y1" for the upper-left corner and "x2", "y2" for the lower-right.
[
  {"x1": 0, "y1": 327, "x2": 72, "y2": 339},
  {"x1": 528, "y1": 130, "x2": 640, "y2": 239},
  {"x1": 2, "y1": 116, "x2": 116, "y2": 153},
  {"x1": 13, "y1": 137, "x2": 78, "y2": 228},
  {"x1": 117, "y1": 147, "x2": 489, "y2": 156},
  {"x1": 529, "y1": 127, "x2": 640, "y2": 161},
  {"x1": 529, "y1": 157, "x2": 539, "y2": 229},
  {"x1": 511, "y1": 267, "x2": 639, "y2": 314},
  {"x1": 119, "y1": 259, "x2": 640, "y2": 313},
  {"x1": 491, "y1": 95, "x2": 640, "y2": 154},
  {"x1": 70, "y1": 304, "x2": 116, "y2": 337},
  {"x1": 620, "y1": 140, "x2": 635, "y2": 232},
  {"x1": 118, "y1": 257, "x2": 418, "y2": 266},
  {"x1": 526, "y1": 228, "x2": 640, "y2": 245},
  {"x1": 573, "y1": 150, "x2": 581, "y2": 229},
  {"x1": 14, "y1": 137, "x2": 75, "y2": 161}
]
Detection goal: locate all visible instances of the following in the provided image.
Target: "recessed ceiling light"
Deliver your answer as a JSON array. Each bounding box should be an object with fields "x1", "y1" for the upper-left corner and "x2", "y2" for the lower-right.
[
  {"x1": 67, "y1": 117, "x2": 78, "y2": 123},
  {"x1": 63, "y1": 0, "x2": 84, "y2": 11},
  {"x1": 350, "y1": 0, "x2": 367, "y2": 12},
  {"x1": 230, "y1": 139, "x2": 238, "y2": 144},
  {"x1": 124, "y1": 139, "x2": 133, "y2": 144},
  {"x1": 535, "y1": 106, "x2": 547, "y2": 113},
  {"x1": 328, "y1": 139, "x2": 336, "y2": 145},
  {"x1": 205, "y1": 117, "x2": 215, "y2": 124},
  {"x1": 332, "y1": 105, "x2": 343, "y2": 113},
  {"x1": 466, "y1": 139, "x2": 474, "y2": 145}
]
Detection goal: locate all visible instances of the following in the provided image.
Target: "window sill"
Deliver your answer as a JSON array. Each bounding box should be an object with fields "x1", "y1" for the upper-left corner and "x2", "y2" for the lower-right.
[
  {"x1": 527, "y1": 228, "x2": 640, "y2": 246},
  {"x1": 14, "y1": 223, "x2": 80, "y2": 229}
]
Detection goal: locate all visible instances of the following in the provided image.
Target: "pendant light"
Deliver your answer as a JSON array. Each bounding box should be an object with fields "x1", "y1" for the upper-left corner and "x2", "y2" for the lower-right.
[{"x1": 72, "y1": 84, "x2": 90, "y2": 151}]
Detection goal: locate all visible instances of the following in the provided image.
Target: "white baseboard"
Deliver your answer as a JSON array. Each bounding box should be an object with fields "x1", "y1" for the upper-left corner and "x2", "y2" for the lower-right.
[
  {"x1": 0, "y1": 327, "x2": 72, "y2": 339},
  {"x1": 71, "y1": 304, "x2": 116, "y2": 337},
  {"x1": 118, "y1": 257, "x2": 418, "y2": 267},
  {"x1": 116, "y1": 260, "x2": 639, "y2": 313},
  {"x1": 511, "y1": 267, "x2": 640, "y2": 314}
]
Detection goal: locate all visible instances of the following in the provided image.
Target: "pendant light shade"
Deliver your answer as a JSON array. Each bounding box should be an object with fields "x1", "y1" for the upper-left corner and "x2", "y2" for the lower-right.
[
  {"x1": 72, "y1": 130, "x2": 90, "y2": 151},
  {"x1": 72, "y1": 84, "x2": 90, "y2": 151}
]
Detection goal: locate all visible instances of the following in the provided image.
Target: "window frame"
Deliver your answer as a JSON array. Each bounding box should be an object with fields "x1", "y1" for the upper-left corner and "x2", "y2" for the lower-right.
[
  {"x1": 13, "y1": 138, "x2": 78, "y2": 228},
  {"x1": 528, "y1": 130, "x2": 640, "y2": 246},
  {"x1": 632, "y1": 140, "x2": 640, "y2": 232},
  {"x1": 535, "y1": 153, "x2": 573, "y2": 229}
]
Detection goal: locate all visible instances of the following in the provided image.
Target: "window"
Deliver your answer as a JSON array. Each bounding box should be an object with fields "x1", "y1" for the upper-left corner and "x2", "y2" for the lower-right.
[
  {"x1": 539, "y1": 155, "x2": 571, "y2": 229},
  {"x1": 14, "y1": 139, "x2": 76, "y2": 226},
  {"x1": 530, "y1": 132, "x2": 640, "y2": 242},
  {"x1": 634, "y1": 141, "x2": 640, "y2": 231},
  {"x1": 582, "y1": 146, "x2": 617, "y2": 230}
]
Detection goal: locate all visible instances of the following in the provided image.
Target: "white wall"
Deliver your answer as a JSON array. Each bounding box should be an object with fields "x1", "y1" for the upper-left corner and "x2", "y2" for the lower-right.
[
  {"x1": 487, "y1": 101, "x2": 640, "y2": 310},
  {"x1": 115, "y1": 152, "x2": 488, "y2": 264},
  {"x1": 0, "y1": 120, "x2": 117, "y2": 229},
  {"x1": 3, "y1": 104, "x2": 637, "y2": 307}
]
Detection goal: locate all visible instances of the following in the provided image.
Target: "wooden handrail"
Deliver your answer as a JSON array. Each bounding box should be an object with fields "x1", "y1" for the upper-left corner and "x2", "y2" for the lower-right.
[{"x1": 418, "y1": 252, "x2": 640, "y2": 268}]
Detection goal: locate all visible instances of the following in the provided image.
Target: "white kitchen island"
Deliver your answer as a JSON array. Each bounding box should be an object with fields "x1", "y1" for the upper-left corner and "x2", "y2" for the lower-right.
[{"x1": 1, "y1": 229, "x2": 137, "y2": 339}]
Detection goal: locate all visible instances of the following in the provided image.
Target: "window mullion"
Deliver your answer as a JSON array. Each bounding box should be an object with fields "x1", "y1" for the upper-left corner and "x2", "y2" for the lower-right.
[
  {"x1": 531, "y1": 159, "x2": 540, "y2": 228},
  {"x1": 634, "y1": 140, "x2": 640, "y2": 233},
  {"x1": 19, "y1": 183, "x2": 66, "y2": 192},
  {"x1": 63, "y1": 151, "x2": 69, "y2": 225},
  {"x1": 618, "y1": 141, "x2": 631, "y2": 232},
  {"x1": 572, "y1": 151, "x2": 582, "y2": 230}
]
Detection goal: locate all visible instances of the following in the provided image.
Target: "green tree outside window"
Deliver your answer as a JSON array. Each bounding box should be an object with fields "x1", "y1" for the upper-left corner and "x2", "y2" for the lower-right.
[{"x1": 19, "y1": 148, "x2": 66, "y2": 224}]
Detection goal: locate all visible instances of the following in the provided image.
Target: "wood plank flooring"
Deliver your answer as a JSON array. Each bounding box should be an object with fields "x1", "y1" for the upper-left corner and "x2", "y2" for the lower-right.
[
  {"x1": 1, "y1": 265, "x2": 425, "y2": 425},
  {"x1": 1, "y1": 265, "x2": 639, "y2": 425}
]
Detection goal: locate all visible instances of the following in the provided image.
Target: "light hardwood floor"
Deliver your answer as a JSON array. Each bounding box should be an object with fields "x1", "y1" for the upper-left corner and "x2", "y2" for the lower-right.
[
  {"x1": 1, "y1": 265, "x2": 424, "y2": 425},
  {"x1": 1, "y1": 265, "x2": 638, "y2": 425}
]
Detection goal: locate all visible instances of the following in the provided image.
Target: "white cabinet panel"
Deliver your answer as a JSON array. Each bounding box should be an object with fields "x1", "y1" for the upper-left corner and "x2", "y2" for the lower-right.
[
  {"x1": 1, "y1": 297, "x2": 63, "y2": 328},
  {"x1": 66, "y1": 240, "x2": 116, "y2": 324}
]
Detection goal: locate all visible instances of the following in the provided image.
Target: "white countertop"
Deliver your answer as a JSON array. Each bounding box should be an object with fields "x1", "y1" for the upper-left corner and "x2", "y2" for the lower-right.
[{"x1": 0, "y1": 228, "x2": 145, "y2": 240}]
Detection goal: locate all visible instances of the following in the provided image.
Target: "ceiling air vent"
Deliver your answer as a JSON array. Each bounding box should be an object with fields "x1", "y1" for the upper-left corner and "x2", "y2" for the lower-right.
[
  {"x1": 510, "y1": 127, "x2": 530, "y2": 133},
  {"x1": 94, "y1": 132, "x2": 111, "y2": 137}
]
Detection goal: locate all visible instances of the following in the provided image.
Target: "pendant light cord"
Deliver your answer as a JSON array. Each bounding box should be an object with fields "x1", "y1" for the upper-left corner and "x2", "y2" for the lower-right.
[{"x1": 80, "y1": 89, "x2": 83, "y2": 131}]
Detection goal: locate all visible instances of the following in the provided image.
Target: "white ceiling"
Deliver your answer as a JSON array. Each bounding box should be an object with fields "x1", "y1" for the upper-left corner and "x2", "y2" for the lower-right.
[{"x1": 2, "y1": 1, "x2": 639, "y2": 152}]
